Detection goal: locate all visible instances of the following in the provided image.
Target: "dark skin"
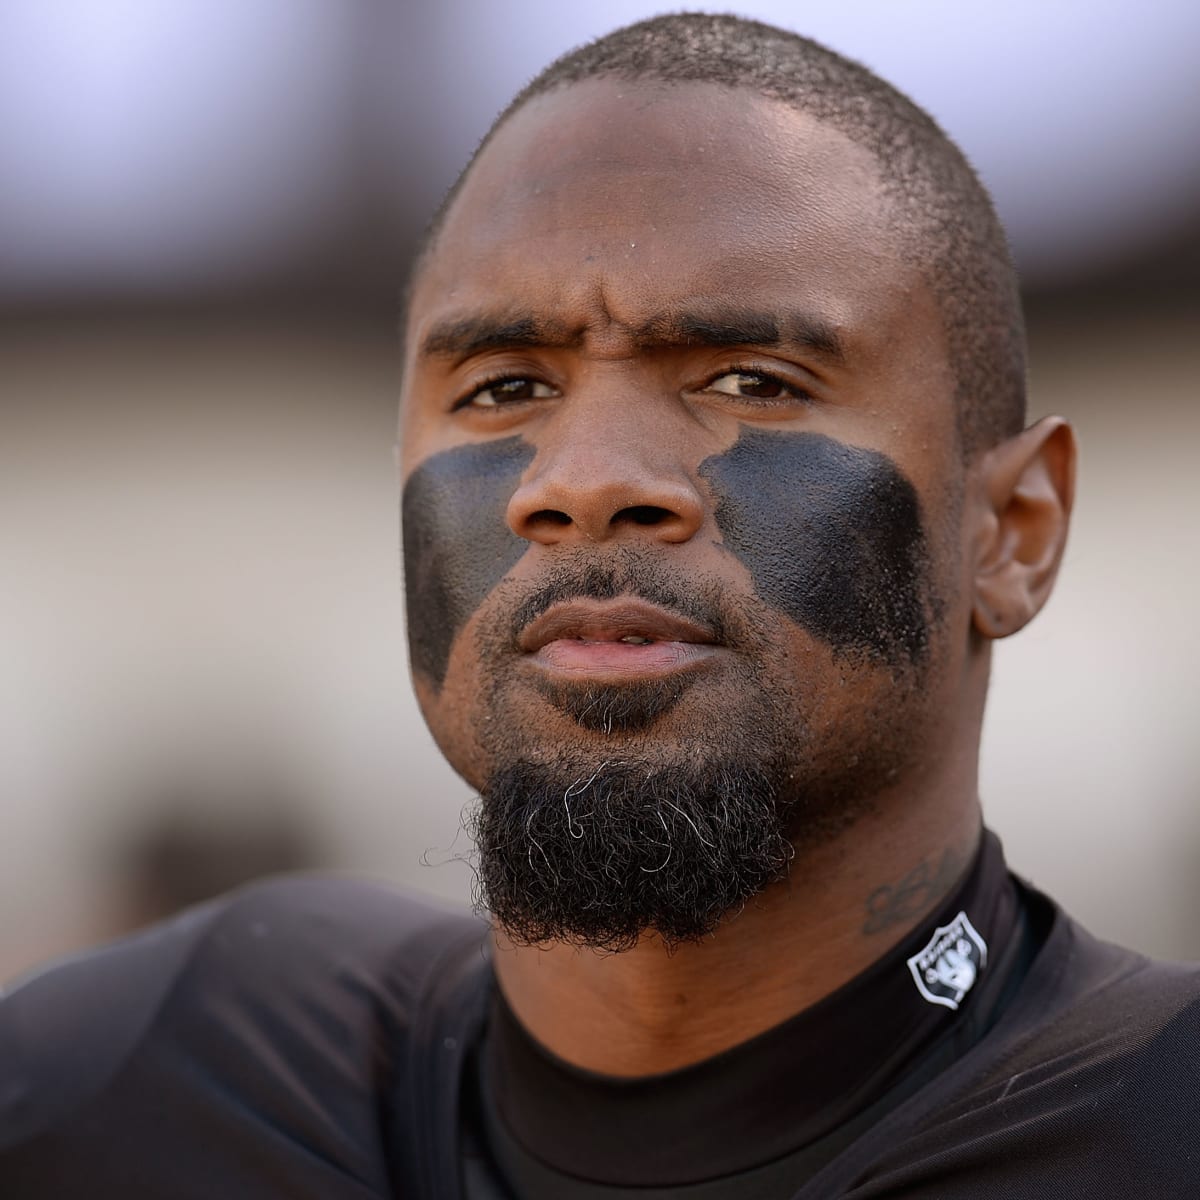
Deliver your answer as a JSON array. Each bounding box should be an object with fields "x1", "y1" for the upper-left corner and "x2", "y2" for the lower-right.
[{"x1": 399, "y1": 80, "x2": 1075, "y2": 1076}]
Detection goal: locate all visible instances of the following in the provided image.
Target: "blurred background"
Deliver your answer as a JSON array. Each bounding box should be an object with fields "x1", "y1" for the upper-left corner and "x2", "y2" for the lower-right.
[{"x1": 3, "y1": 0, "x2": 1198, "y2": 983}]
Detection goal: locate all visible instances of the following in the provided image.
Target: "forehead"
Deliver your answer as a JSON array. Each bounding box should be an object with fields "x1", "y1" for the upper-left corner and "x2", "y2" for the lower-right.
[
  {"x1": 407, "y1": 80, "x2": 924, "y2": 348},
  {"x1": 402, "y1": 80, "x2": 958, "y2": 471}
]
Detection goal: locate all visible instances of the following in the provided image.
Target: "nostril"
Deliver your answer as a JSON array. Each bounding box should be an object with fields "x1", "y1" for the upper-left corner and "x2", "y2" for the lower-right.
[
  {"x1": 618, "y1": 505, "x2": 673, "y2": 526},
  {"x1": 529, "y1": 509, "x2": 572, "y2": 527}
]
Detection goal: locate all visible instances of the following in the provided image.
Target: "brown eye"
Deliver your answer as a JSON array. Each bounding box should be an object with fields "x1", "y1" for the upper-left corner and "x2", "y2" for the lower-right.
[
  {"x1": 708, "y1": 371, "x2": 792, "y2": 401},
  {"x1": 467, "y1": 377, "x2": 556, "y2": 407}
]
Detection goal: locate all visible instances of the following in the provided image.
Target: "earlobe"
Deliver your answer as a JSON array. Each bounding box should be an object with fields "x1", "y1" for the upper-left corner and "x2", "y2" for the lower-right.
[{"x1": 970, "y1": 417, "x2": 1077, "y2": 640}]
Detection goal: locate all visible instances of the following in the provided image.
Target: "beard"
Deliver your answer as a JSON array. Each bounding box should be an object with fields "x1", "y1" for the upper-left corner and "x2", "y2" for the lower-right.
[
  {"x1": 470, "y1": 754, "x2": 796, "y2": 952},
  {"x1": 456, "y1": 550, "x2": 935, "y2": 951}
]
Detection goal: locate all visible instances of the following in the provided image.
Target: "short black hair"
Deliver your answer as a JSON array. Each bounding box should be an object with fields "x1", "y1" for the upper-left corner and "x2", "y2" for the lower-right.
[{"x1": 416, "y1": 13, "x2": 1026, "y2": 457}]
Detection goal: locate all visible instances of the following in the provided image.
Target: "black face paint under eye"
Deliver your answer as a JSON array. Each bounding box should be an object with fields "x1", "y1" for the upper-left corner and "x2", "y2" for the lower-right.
[
  {"x1": 402, "y1": 437, "x2": 534, "y2": 686},
  {"x1": 699, "y1": 429, "x2": 934, "y2": 666}
]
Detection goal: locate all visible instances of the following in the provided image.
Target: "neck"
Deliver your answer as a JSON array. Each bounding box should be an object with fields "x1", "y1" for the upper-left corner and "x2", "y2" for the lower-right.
[{"x1": 491, "y1": 784, "x2": 982, "y2": 1077}]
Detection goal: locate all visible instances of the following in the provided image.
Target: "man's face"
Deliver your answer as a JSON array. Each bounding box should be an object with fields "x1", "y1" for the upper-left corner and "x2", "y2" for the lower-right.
[{"x1": 399, "y1": 81, "x2": 971, "y2": 946}]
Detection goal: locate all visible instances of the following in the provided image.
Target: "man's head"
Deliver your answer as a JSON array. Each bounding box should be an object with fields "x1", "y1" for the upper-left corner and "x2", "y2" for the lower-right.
[
  {"x1": 415, "y1": 13, "x2": 1027, "y2": 460},
  {"x1": 398, "y1": 14, "x2": 1073, "y2": 949}
]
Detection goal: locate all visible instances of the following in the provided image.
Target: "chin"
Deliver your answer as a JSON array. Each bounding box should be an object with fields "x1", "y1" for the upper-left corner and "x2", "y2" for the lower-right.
[{"x1": 469, "y1": 752, "x2": 797, "y2": 950}]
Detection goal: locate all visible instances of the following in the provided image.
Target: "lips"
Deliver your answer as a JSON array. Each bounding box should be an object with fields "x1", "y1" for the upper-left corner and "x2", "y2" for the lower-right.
[
  {"x1": 518, "y1": 598, "x2": 721, "y2": 677},
  {"x1": 519, "y1": 598, "x2": 718, "y2": 652}
]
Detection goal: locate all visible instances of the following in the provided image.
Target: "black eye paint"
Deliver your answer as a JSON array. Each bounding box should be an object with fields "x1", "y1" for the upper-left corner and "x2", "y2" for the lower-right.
[
  {"x1": 402, "y1": 437, "x2": 534, "y2": 685},
  {"x1": 699, "y1": 429, "x2": 933, "y2": 666}
]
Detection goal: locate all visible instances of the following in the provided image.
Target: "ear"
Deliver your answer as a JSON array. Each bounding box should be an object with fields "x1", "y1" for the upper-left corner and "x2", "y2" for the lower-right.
[{"x1": 970, "y1": 417, "x2": 1076, "y2": 640}]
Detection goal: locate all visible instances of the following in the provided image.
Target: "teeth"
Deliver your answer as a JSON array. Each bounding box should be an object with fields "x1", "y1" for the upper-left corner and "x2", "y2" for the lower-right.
[{"x1": 620, "y1": 635, "x2": 653, "y2": 645}]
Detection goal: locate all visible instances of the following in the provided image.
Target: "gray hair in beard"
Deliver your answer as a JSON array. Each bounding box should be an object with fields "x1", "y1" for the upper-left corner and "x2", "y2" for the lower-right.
[{"x1": 468, "y1": 756, "x2": 795, "y2": 951}]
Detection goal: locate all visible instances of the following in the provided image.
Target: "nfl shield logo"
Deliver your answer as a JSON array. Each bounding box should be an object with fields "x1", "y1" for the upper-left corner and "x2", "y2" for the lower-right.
[{"x1": 906, "y1": 910, "x2": 988, "y2": 1010}]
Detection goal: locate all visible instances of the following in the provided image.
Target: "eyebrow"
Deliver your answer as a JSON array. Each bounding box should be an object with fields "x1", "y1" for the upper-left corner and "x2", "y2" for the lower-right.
[
  {"x1": 417, "y1": 306, "x2": 846, "y2": 364},
  {"x1": 419, "y1": 315, "x2": 579, "y2": 360},
  {"x1": 635, "y1": 309, "x2": 846, "y2": 363}
]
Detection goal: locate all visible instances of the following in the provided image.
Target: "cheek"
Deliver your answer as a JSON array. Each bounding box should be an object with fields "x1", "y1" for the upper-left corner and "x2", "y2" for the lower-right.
[
  {"x1": 401, "y1": 437, "x2": 534, "y2": 686},
  {"x1": 699, "y1": 429, "x2": 934, "y2": 667}
]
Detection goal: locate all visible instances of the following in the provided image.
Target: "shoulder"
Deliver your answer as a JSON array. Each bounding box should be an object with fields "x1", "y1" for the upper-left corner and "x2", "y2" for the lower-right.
[
  {"x1": 858, "y1": 896, "x2": 1200, "y2": 1195},
  {"x1": 985, "y1": 900, "x2": 1200, "y2": 1081},
  {"x1": 960, "y1": 894, "x2": 1200, "y2": 1131},
  {"x1": 0, "y1": 875, "x2": 486, "y2": 1153},
  {"x1": 155, "y1": 872, "x2": 486, "y2": 1000}
]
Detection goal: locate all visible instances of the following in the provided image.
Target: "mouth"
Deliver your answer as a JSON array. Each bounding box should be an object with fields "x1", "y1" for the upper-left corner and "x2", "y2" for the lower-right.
[{"x1": 518, "y1": 597, "x2": 722, "y2": 680}]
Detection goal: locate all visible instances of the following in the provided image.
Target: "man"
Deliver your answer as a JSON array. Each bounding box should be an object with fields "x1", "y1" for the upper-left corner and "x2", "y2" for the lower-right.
[{"x1": 3, "y1": 13, "x2": 1198, "y2": 1198}]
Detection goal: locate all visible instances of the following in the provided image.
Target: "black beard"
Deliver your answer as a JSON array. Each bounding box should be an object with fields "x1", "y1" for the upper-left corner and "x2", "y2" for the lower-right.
[{"x1": 469, "y1": 757, "x2": 796, "y2": 951}]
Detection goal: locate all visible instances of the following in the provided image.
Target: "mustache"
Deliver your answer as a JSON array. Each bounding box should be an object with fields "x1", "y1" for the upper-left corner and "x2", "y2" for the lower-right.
[{"x1": 502, "y1": 555, "x2": 735, "y2": 650}]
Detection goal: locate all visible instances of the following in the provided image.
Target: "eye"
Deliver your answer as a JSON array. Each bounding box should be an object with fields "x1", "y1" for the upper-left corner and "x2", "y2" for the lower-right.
[
  {"x1": 707, "y1": 370, "x2": 801, "y2": 402},
  {"x1": 461, "y1": 376, "x2": 557, "y2": 408}
]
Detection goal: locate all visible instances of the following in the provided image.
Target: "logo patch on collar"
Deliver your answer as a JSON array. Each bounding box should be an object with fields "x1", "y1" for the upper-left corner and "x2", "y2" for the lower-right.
[{"x1": 907, "y1": 910, "x2": 987, "y2": 1010}]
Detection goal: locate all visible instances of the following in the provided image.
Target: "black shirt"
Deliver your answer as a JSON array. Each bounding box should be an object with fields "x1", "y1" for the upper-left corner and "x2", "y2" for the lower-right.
[
  {"x1": 3, "y1": 834, "x2": 1200, "y2": 1197},
  {"x1": 470, "y1": 832, "x2": 1035, "y2": 1197}
]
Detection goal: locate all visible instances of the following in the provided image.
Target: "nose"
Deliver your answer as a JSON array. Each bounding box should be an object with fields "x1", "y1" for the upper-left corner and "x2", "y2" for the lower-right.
[{"x1": 505, "y1": 406, "x2": 706, "y2": 546}]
